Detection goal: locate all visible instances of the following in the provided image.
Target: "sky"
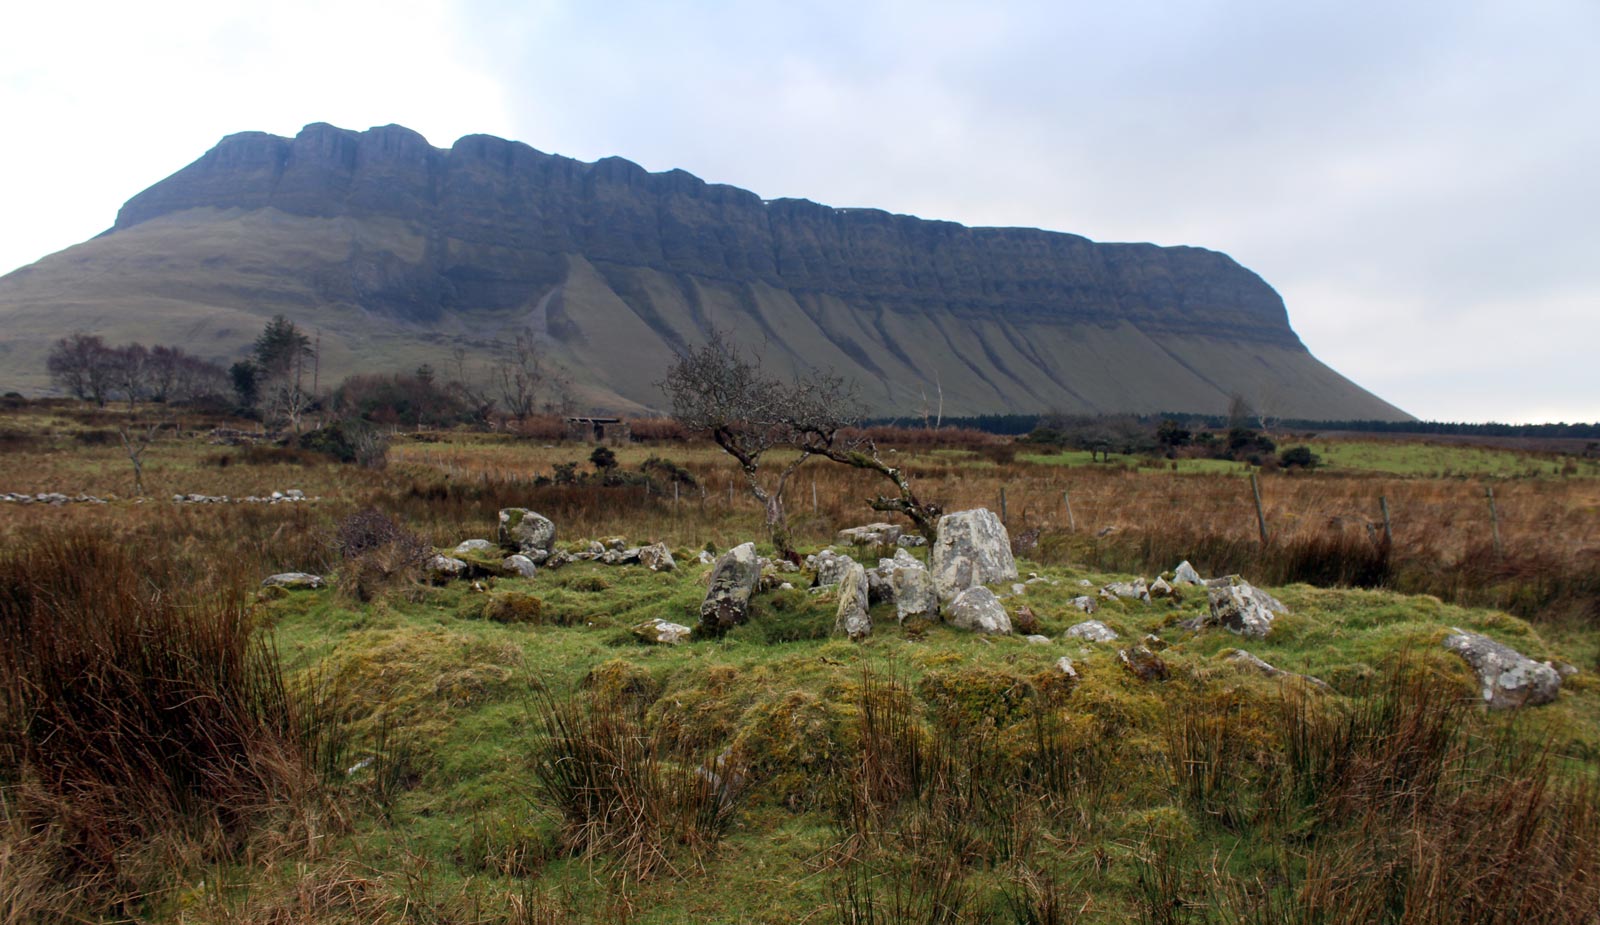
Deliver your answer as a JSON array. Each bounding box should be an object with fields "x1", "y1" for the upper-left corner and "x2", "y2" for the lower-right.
[{"x1": 2, "y1": 0, "x2": 1596, "y2": 423}]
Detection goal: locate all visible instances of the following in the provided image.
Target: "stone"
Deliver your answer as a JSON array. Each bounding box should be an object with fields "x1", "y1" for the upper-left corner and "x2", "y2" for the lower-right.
[
  {"x1": 835, "y1": 562, "x2": 872, "y2": 640},
  {"x1": 1055, "y1": 656, "x2": 1079, "y2": 682},
  {"x1": 930, "y1": 508, "x2": 1018, "y2": 600},
  {"x1": 633, "y1": 618, "x2": 693, "y2": 645},
  {"x1": 1224, "y1": 649, "x2": 1331, "y2": 691},
  {"x1": 890, "y1": 562, "x2": 938, "y2": 624},
  {"x1": 454, "y1": 538, "x2": 496, "y2": 555},
  {"x1": 498, "y1": 508, "x2": 556, "y2": 557},
  {"x1": 700, "y1": 542, "x2": 761, "y2": 632},
  {"x1": 502, "y1": 554, "x2": 537, "y2": 578},
  {"x1": 945, "y1": 587, "x2": 1012, "y2": 634},
  {"x1": 638, "y1": 542, "x2": 676, "y2": 572},
  {"x1": 1443, "y1": 628, "x2": 1562, "y2": 710},
  {"x1": 1119, "y1": 645, "x2": 1169, "y2": 682},
  {"x1": 543, "y1": 550, "x2": 575, "y2": 570},
  {"x1": 425, "y1": 555, "x2": 468, "y2": 581},
  {"x1": 1068, "y1": 595, "x2": 1098, "y2": 614},
  {"x1": 601, "y1": 536, "x2": 629, "y2": 551},
  {"x1": 599, "y1": 547, "x2": 641, "y2": 565},
  {"x1": 1148, "y1": 577, "x2": 1178, "y2": 600},
  {"x1": 1065, "y1": 620, "x2": 1119, "y2": 643},
  {"x1": 811, "y1": 549, "x2": 857, "y2": 588},
  {"x1": 261, "y1": 572, "x2": 324, "y2": 590},
  {"x1": 1012, "y1": 604, "x2": 1041, "y2": 635},
  {"x1": 837, "y1": 523, "x2": 902, "y2": 547},
  {"x1": 897, "y1": 534, "x2": 927, "y2": 548},
  {"x1": 866, "y1": 566, "x2": 896, "y2": 605},
  {"x1": 1205, "y1": 581, "x2": 1277, "y2": 637},
  {"x1": 1173, "y1": 560, "x2": 1204, "y2": 585},
  {"x1": 1102, "y1": 579, "x2": 1150, "y2": 603},
  {"x1": 696, "y1": 550, "x2": 716, "y2": 565},
  {"x1": 1024, "y1": 634, "x2": 1051, "y2": 646}
]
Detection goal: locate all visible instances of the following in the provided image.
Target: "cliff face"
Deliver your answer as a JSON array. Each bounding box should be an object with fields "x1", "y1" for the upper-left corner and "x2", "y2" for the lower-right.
[{"x1": 0, "y1": 123, "x2": 1408, "y2": 419}]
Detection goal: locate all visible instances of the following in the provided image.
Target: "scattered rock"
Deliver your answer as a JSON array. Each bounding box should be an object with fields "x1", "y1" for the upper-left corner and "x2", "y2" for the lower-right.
[
  {"x1": 498, "y1": 508, "x2": 556, "y2": 558},
  {"x1": 1065, "y1": 620, "x2": 1119, "y2": 643},
  {"x1": 543, "y1": 551, "x2": 575, "y2": 571},
  {"x1": 835, "y1": 562, "x2": 872, "y2": 641},
  {"x1": 1143, "y1": 633, "x2": 1167, "y2": 651},
  {"x1": 1120, "y1": 645, "x2": 1170, "y2": 682},
  {"x1": 1148, "y1": 577, "x2": 1179, "y2": 601},
  {"x1": 599, "y1": 546, "x2": 642, "y2": 566},
  {"x1": 1102, "y1": 579, "x2": 1151, "y2": 603},
  {"x1": 897, "y1": 534, "x2": 927, "y2": 548},
  {"x1": 930, "y1": 508, "x2": 1018, "y2": 600},
  {"x1": 1068, "y1": 595, "x2": 1098, "y2": 614},
  {"x1": 837, "y1": 523, "x2": 902, "y2": 547},
  {"x1": 700, "y1": 542, "x2": 761, "y2": 632},
  {"x1": 1024, "y1": 634, "x2": 1051, "y2": 646},
  {"x1": 633, "y1": 618, "x2": 693, "y2": 645},
  {"x1": 1055, "y1": 656, "x2": 1079, "y2": 682},
  {"x1": 501, "y1": 555, "x2": 538, "y2": 578},
  {"x1": 696, "y1": 550, "x2": 716, "y2": 565},
  {"x1": 454, "y1": 539, "x2": 496, "y2": 555},
  {"x1": 1205, "y1": 581, "x2": 1278, "y2": 637},
  {"x1": 810, "y1": 549, "x2": 857, "y2": 588},
  {"x1": 944, "y1": 586, "x2": 1013, "y2": 634},
  {"x1": 1444, "y1": 628, "x2": 1562, "y2": 710},
  {"x1": 261, "y1": 572, "x2": 324, "y2": 590},
  {"x1": 1012, "y1": 604, "x2": 1041, "y2": 635},
  {"x1": 1173, "y1": 561, "x2": 1204, "y2": 585},
  {"x1": 638, "y1": 542, "x2": 676, "y2": 572},
  {"x1": 1550, "y1": 661, "x2": 1580, "y2": 680},
  {"x1": 425, "y1": 555, "x2": 469, "y2": 582},
  {"x1": 1223, "y1": 649, "x2": 1331, "y2": 691}
]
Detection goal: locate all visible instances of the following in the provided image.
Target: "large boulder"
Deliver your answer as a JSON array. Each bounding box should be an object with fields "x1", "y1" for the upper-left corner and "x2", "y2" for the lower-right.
[
  {"x1": 809, "y1": 549, "x2": 858, "y2": 588},
  {"x1": 930, "y1": 508, "x2": 1018, "y2": 600},
  {"x1": 700, "y1": 542, "x2": 761, "y2": 632},
  {"x1": 835, "y1": 562, "x2": 873, "y2": 640},
  {"x1": 1443, "y1": 629, "x2": 1562, "y2": 710},
  {"x1": 944, "y1": 587, "x2": 1012, "y2": 634},
  {"x1": 501, "y1": 554, "x2": 538, "y2": 578},
  {"x1": 890, "y1": 562, "x2": 938, "y2": 623},
  {"x1": 1205, "y1": 580, "x2": 1279, "y2": 637},
  {"x1": 638, "y1": 542, "x2": 676, "y2": 572},
  {"x1": 498, "y1": 509, "x2": 556, "y2": 561}
]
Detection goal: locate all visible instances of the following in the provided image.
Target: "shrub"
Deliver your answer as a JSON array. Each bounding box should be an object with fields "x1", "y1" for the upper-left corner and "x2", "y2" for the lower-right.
[
  {"x1": 1279, "y1": 445, "x2": 1321, "y2": 469},
  {"x1": 333, "y1": 509, "x2": 432, "y2": 601},
  {"x1": 299, "y1": 419, "x2": 390, "y2": 468},
  {"x1": 473, "y1": 592, "x2": 545, "y2": 624}
]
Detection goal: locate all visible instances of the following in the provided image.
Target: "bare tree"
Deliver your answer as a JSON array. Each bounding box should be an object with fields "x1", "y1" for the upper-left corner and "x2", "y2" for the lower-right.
[
  {"x1": 494, "y1": 328, "x2": 574, "y2": 421},
  {"x1": 46, "y1": 333, "x2": 115, "y2": 406},
  {"x1": 660, "y1": 332, "x2": 816, "y2": 557},
  {"x1": 118, "y1": 420, "x2": 162, "y2": 496}
]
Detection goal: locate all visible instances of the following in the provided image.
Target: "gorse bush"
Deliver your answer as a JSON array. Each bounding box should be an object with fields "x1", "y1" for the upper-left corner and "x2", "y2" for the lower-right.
[{"x1": 0, "y1": 529, "x2": 335, "y2": 920}]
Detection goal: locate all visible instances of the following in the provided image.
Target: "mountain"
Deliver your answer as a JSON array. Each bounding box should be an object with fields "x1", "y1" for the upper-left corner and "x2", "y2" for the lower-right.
[{"x1": 0, "y1": 122, "x2": 1409, "y2": 420}]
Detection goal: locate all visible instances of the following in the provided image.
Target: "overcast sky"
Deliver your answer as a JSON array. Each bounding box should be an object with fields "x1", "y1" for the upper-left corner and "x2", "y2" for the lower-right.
[{"x1": 3, "y1": 0, "x2": 1596, "y2": 423}]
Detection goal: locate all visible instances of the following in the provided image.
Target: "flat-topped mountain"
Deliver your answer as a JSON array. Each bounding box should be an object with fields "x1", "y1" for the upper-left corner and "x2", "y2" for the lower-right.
[{"x1": 0, "y1": 122, "x2": 1409, "y2": 419}]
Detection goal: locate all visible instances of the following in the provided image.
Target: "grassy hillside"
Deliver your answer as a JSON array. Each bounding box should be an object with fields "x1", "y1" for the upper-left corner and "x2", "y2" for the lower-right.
[{"x1": 1, "y1": 405, "x2": 1594, "y2": 922}]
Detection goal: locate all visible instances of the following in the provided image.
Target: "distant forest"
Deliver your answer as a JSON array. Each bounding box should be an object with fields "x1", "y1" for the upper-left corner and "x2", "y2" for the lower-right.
[{"x1": 873, "y1": 413, "x2": 1600, "y2": 440}]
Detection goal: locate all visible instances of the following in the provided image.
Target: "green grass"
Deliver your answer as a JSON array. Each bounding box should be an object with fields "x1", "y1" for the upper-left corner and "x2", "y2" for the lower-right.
[{"x1": 1313, "y1": 439, "x2": 1600, "y2": 478}]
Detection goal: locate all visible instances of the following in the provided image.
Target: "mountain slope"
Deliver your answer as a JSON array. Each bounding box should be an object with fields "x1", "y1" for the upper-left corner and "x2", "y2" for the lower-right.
[{"x1": 0, "y1": 122, "x2": 1409, "y2": 419}]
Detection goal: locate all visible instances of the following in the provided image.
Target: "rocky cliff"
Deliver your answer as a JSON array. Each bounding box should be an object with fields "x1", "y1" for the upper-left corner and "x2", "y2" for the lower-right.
[{"x1": 0, "y1": 122, "x2": 1409, "y2": 419}]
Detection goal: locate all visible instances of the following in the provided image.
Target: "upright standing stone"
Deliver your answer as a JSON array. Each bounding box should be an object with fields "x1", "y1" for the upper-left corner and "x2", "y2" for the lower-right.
[
  {"x1": 700, "y1": 542, "x2": 761, "y2": 632},
  {"x1": 930, "y1": 508, "x2": 1018, "y2": 601},
  {"x1": 835, "y1": 562, "x2": 873, "y2": 641}
]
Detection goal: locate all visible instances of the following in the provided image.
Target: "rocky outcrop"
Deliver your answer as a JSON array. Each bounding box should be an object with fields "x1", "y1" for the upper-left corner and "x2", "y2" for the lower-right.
[
  {"x1": 930, "y1": 509, "x2": 1017, "y2": 601},
  {"x1": 1203, "y1": 580, "x2": 1284, "y2": 638},
  {"x1": 0, "y1": 121, "x2": 1411, "y2": 420}
]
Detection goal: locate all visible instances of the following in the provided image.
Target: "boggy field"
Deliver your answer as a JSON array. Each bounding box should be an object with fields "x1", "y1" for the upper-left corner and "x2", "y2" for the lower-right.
[{"x1": 2, "y1": 402, "x2": 1599, "y2": 924}]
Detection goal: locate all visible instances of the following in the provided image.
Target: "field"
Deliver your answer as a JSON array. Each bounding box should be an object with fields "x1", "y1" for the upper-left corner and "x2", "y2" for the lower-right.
[{"x1": 2, "y1": 401, "x2": 1598, "y2": 924}]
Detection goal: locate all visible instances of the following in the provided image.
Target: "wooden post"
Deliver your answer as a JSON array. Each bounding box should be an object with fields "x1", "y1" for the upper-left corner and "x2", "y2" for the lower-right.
[
  {"x1": 1064, "y1": 489, "x2": 1076, "y2": 532},
  {"x1": 999, "y1": 486, "x2": 1008, "y2": 524},
  {"x1": 1250, "y1": 473, "x2": 1269, "y2": 546},
  {"x1": 728, "y1": 481, "x2": 735, "y2": 507},
  {"x1": 674, "y1": 481, "x2": 680, "y2": 507},
  {"x1": 1379, "y1": 495, "x2": 1392, "y2": 546},
  {"x1": 812, "y1": 478, "x2": 818, "y2": 514},
  {"x1": 1486, "y1": 486, "x2": 1503, "y2": 556}
]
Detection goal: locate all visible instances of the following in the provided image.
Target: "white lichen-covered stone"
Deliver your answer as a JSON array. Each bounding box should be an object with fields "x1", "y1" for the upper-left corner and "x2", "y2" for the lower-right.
[
  {"x1": 425, "y1": 555, "x2": 468, "y2": 581},
  {"x1": 498, "y1": 508, "x2": 556, "y2": 557},
  {"x1": 811, "y1": 549, "x2": 857, "y2": 588},
  {"x1": 837, "y1": 523, "x2": 902, "y2": 547},
  {"x1": 1068, "y1": 595, "x2": 1098, "y2": 614},
  {"x1": 1065, "y1": 620, "x2": 1119, "y2": 643},
  {"x1": 1205, "y1": 581, "x2": 1278, "y2": 637},
  {"x1": 945, "y1": 586, "x2": 1012, "y2": 634},
  {"x1": 835, "y1": 562, "x2": 873, "y2": 641},
  {"x1": 700, "y1": 542, "x2": 761, "y2": 631},
  {"x1": 890, "y1": 561, "x2": 938, "y2": 623},
  {"x1": 897, "y1": 534, "x2": 927, "y2": 548},
  {"x1": 1224, "y1": 649, "x2": 1331, "y2": 690},
  {"x1": 1055, "y1": 656, "x2": 1079, "y2": 682},
  {"x1": 453, "y1": 539, "x2": 496, "y2": 555},
  {"x1": 1173, "y1": 560, "x2": 1204, "y2": 585},
  {"x1": 638, "y1": 542, "x2": 676, "y2": 572},
  {"x1": 930, "y1": 508, "x2": 1017, "y2": 601},
  {"x1": 262, "y1": 572, "x2": 325, "y2": 590},
  {"x1": 1148, "y1": 577, "x2": 1178, "y2": 600},
  {"x1": 1024, "y1": 634, "x2": 1051, "y2": 646},
  {"x1": 1444, "y1": 628, "x2": 1562, "y2": 710},
  {"x1": 633, "y1": 618, "x2": 693, "y2": 645},
  {"x1": 501, "y1": 554, "x2": 538, "y2": 578},
  {"x1": 1102, "y1": 579, "x2": 1150, "y2": 603}
]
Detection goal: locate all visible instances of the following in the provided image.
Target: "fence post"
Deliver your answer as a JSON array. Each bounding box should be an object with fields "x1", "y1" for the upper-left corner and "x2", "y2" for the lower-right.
[
  {"x1": 1250, "y1": 472, "x2": 1270, "y2": 546},
  {"x1": 1486, "y1": 486, "x2": 1503, "y2": 556},
  {"x1": 1379, "y1": 495, "x2": 1392, "y2": 546},
  {"x1": 812, "y1": 478, "x2": 818, "y2": 514},
  {"x1": 1000, "y1": 486, "x2": 1008, "y2": 524},
  {"x1": 1064, "y1": 489, "x2": 1076, "y2": 532}
]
